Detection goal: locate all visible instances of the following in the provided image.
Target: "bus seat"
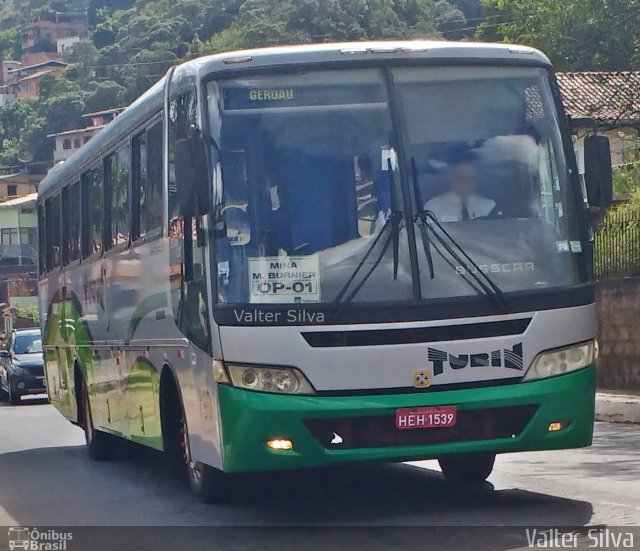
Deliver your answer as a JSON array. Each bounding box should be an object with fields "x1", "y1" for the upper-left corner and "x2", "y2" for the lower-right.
[{"x1": 280, "y1": 154, "x2": 352, "y2": 254}]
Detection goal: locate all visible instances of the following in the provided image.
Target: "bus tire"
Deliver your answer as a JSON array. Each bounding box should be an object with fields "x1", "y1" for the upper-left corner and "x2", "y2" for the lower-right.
[
  {"x1": 438, "y1": 452, "x2": 495, "y2": 484},
  {"x1": 187, "y1": 460, "x2": 234, "y2": 505},
  {"x1": 161, "y1": 368, "x2": 234, "y2": 504},
  {"x1": 179, "y1": 405, "x2": 234, "y2": 504},
  {"x1": 80, "y1": 378, "x2": 116, "y2": 461}
]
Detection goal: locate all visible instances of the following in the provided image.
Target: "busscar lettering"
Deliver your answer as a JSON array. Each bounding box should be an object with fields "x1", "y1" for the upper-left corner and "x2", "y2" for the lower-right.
[
  {"x1": 455, "y1": 262, "x2": 535, "y2": 275},
  {"x1": 249, "y1": 89, "x2": 294, "y2": 101}
]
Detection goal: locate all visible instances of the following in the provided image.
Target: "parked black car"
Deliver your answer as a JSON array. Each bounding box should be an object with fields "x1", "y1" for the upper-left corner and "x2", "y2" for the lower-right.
[{"x1": 0, "y1": 328, "x2": 46, "y2": 405}]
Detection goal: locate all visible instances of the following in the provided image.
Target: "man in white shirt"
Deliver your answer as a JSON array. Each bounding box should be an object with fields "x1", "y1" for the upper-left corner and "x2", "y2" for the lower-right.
[{"x1": 425, "y1": 157, "x2": 496, "y2": 222}]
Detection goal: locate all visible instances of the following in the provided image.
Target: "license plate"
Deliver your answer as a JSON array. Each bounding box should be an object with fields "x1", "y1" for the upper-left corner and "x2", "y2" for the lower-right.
[{"x1": 396, "y1": 406, "x2": 457, "y2": 430}]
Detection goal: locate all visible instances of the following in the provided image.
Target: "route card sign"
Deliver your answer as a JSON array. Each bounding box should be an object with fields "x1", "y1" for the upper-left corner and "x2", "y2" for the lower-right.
[{"x1": 248, "y1": 255, "x2": 321, "y2": 304}]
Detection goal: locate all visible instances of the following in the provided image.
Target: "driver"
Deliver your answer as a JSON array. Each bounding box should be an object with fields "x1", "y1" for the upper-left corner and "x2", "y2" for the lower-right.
[{"x1": 425, "y1": 153, "x2": 496, "y2": 222}]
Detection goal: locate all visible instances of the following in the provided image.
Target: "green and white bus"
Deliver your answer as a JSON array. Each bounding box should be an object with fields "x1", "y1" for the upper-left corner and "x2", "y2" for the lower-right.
[{"x1": 37, "y1": 41, "x2": 610, "y2": 503}]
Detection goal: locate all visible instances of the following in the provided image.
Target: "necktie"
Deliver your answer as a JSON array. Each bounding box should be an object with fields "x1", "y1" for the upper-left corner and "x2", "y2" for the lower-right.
[{"x1": 461, "y1": 201, "x2": 470, "y2": 221}]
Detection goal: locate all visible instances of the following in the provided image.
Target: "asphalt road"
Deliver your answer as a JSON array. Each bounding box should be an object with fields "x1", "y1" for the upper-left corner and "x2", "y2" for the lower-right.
[{"x1": 0, "y1": 396, "x2": 639, "y2": 550}]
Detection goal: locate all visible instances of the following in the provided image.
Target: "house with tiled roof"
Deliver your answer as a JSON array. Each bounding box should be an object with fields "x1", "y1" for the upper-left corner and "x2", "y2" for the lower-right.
[
  {"x1": 0, "y1": 59, "x2": 67, "y2": 104},
  {"x1": 557, "y1": 72, "x2": 640, "y2": 167}
]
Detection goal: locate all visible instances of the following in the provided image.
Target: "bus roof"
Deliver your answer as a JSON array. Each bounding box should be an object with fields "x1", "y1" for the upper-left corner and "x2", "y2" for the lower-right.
[{"x1": 38, "y1": 40, "x2": 550, "y2": 200}]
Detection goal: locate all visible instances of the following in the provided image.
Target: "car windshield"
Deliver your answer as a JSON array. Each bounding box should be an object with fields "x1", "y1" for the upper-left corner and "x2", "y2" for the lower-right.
[
  {"x1": 206, "y1": 66, "x2": 586, "y2": 308},
  {"x1": 13, "y1": 334, "x2": 43, "y2": 354}
]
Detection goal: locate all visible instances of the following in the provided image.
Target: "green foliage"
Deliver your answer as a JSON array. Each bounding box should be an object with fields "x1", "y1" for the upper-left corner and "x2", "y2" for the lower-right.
[
  {"x1": 15, "y1": 304, "x2": 40, "y2": 324},
  {"x1": 478, "y1": 0, "x2": 640, "y2": 70},
  {"x1": 200, "y1": 0, "x2": 467, "y2": 49},
  {"x1": 85, "y1": 80, "x2": 127, "y2": 112},
  {"x1": 613, "y1": 162, "x2": 640, "y2": 200},
  {"x1": 0, "y1": 0, "x2": 481, "y2": 172},
  {"x1": 0, "y1": 28, "x2": 21, "y2": 60},
  {"x1": 595, "y1": 190, "x2": 640, "y2": 278}
]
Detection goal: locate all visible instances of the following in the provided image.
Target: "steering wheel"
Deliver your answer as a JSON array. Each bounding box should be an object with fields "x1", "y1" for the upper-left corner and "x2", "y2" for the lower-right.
[{"x1": 472, "y1": 204, "x2": 504, "y2": 221}]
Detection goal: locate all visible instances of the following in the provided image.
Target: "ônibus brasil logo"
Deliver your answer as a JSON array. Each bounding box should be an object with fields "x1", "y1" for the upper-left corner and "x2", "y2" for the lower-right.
[{"x1": 8, "y1": 528, "x2": 73, "y2": 551}]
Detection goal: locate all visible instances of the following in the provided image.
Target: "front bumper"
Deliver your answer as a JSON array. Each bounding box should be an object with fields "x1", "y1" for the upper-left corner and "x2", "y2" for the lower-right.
[
  {"x1": 218, "y1": 365, "x2": 595, "y2": 473},
  {"x1": 10, "y1": 374, "x2": 47, "y2": 396}
]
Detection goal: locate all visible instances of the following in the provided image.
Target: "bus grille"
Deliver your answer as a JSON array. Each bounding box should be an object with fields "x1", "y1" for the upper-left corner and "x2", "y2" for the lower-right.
[{"x1": 304, "y1": 404, "x2": 538, "y2": 450}]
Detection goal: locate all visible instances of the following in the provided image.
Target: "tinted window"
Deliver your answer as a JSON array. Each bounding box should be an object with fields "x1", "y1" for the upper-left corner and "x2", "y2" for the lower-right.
[
  {"x1": 107, "y1": 145, "x2": 130, "y2": 248},
  {"x1": 147, "y1": 121, "x2": 164, "y2": 233},
  {"x1": 45, "y1": 194, "x2": 61, "y2": 270},
  {"x1": 82, "y1": 165, "x2": 103, "y2": 258},
  {"x1": 168, "y1": 90, "x2": 198, "y2": 233},
  {"x1": 132, "y1": 132, "x2": 147, "y2": 240},
  {"x1": 38, "y1": 205, "x2": 46, "y2": 275},
  {"x1": 62, "y1": 182, "x2": 81, "y2": 264}
]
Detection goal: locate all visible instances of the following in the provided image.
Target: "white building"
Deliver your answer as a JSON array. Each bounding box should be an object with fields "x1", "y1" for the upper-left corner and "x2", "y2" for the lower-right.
[
  {"x1": 57, "y1": 35, "x2": 81, "y2": 55},
  {"x1": 48, "y1": 125, "x2": 105, "y2": 163}
]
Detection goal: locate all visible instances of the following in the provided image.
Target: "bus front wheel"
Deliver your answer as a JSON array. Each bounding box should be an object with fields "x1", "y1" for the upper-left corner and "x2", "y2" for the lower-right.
[
  {"x1": 179, "y1": 412, "x2": 234, "y2": 504},
  {"x1": 438, "y1": 452, "x2": 495, "y2": 484},
  {"x1": 187, "y1": 460, "x2": 234, "y2": 504}
]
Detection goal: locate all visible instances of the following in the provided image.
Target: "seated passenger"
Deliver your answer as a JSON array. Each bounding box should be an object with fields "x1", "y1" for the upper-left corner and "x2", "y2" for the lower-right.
[{"x1": 425, "y1": 153, "x2": 496, "y2": 222}]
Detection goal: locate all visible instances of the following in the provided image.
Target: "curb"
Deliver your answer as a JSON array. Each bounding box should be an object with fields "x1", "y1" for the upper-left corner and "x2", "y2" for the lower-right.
[{"x1": 595, "y1": 393, "x2": 640, "y2": 424}]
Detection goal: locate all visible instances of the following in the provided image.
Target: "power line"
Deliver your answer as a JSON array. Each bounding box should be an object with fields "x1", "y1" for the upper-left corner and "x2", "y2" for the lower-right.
[{"x1": 0, "y1": 159, "x2": 51, "y2": 172}]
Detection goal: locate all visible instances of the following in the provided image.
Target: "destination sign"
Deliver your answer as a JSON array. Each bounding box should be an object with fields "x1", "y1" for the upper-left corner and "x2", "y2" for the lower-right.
[{"x1": 223, "y1": 84, "x2": 386, "y2": 110}]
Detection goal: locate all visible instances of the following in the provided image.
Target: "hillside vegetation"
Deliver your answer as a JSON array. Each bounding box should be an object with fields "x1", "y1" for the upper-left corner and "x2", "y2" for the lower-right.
[
  {"x1": 1, "y1": 0, "x2": 637, "y2": 174},
  {"x1": 0, "y1": 0, "x2": 479, "y2": 172}
]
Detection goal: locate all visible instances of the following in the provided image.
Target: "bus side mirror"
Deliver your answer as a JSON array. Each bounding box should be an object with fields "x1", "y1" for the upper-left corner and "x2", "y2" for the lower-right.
[
  {"x1": 175, "y1": 135, "x2": 212, "y2": 218},
  {"x1": 584, "y1": 134, "x2": 613, "y2": 210}
]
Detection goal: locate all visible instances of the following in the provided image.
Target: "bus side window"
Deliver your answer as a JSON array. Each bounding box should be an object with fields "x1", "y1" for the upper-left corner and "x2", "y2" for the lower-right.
[
  {"x1": 38, "y1": 205, "x2": 46, "y2": 276},
  {"x1": 62, "y1": 182, "x2": 81, "y2": 265},
  {"x1": 45, "y1": 194, "x2": 61, "y2": 271},
  {"x1": 146, "y1": 121, "x2": 164, "y2": 233},
  {"x1": 131, "y1": 132, "x2": 146, "y2": 241},
  {"x1": 132, "y1": 120, "x2": 163, "y2": 242},
  {"x1": 81, "y1": 165, "x2": 103, "y2": 258},
  {"x1": 168, "y1": 89, "x2": 198, "y2": 235},
  {"x1": 105, "y1": 145, "x2": 130, "y2": 249}
]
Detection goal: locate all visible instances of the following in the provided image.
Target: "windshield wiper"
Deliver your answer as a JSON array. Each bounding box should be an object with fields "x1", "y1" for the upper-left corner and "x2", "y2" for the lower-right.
[
  {"x1": 330, "y1": 160, "x2": 402, "y2": 319},
  {"x1": 409, "y1": 158, "x2": 510, "y2": 313}
]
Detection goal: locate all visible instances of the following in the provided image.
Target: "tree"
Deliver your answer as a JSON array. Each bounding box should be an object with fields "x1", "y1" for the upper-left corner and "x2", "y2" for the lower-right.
[
  {"x1": 0, "y1": 27, "x2": 21, "y2": 60},
  {"x1": 478, "y1": 0, "x2": 640, "y2": 70},
  {"x1": 0, "y1": 101, "x2": 35, "y2": 169},
  {"x1": 0, "y1": 0, "x2": 475, "y2": 171},
  {"x1": 85, "y1": 80, "x2": 127, "y2": 112}
]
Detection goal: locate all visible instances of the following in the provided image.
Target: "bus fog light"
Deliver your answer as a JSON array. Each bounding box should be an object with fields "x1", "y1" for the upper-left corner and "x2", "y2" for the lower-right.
[
  {"x1": 267, "y1": 438, "x2": 293, "y2": 451},
  {"x1": 524, "y1": 341, "x2": 595, "y2": 381},
  {"x1": 227, "y1": 364, "x2": 315, "y2": 395},
  {"x1": 548, "y1": 421, "x2": 569, "y2": 432}
]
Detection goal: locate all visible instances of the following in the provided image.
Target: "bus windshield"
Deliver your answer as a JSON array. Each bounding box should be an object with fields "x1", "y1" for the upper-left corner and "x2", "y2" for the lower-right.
[{"x1": 207, "y1": 66, "x2": 586, "y2": 309}]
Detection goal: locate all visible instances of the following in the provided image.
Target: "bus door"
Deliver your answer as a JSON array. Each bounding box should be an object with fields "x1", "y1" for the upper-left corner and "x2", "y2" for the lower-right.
[{"x1": 166, "y1": 73, "x2": 223, "y2": 463}]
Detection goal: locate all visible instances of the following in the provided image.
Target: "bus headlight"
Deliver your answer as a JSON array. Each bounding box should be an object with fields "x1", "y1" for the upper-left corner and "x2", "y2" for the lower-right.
[
  {"x1": 227, "y1": 364, "x2": 315, "y2": 395},
  {"x1": 524, "y1": 341, "x2": 595, "y2": 381}
]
